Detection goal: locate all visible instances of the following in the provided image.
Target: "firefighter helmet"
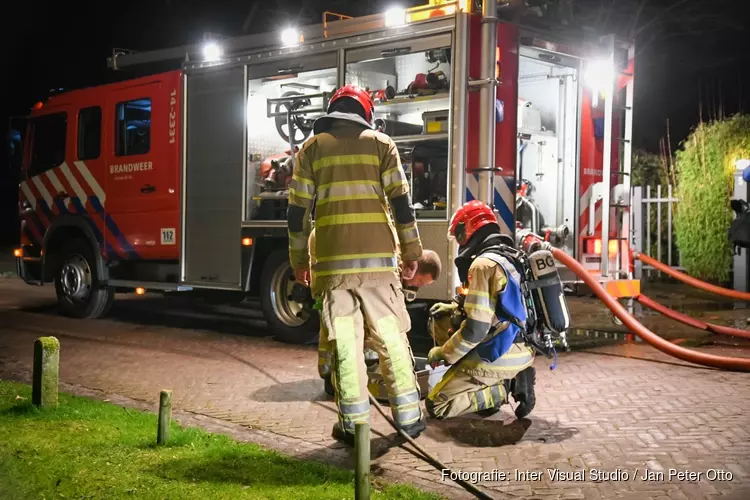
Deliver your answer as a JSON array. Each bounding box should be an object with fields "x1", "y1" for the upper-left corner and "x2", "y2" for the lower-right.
[
  {"x1": 448, "y1": 200, "x2": 499, "y2": 246},
  {"x1": 328, "y1": 85, "x2": 375, "y2": 125}
]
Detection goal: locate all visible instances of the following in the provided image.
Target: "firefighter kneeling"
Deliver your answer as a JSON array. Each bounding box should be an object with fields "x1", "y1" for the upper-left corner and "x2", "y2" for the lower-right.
[{"x1": 425, "y1": 200, "x2": 537, "y2": 420}]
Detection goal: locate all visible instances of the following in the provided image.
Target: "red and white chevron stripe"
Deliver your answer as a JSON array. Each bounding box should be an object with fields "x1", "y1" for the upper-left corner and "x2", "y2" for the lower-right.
[{"x1": 19, "y1": 161, "x2": 120, "y2": 255}]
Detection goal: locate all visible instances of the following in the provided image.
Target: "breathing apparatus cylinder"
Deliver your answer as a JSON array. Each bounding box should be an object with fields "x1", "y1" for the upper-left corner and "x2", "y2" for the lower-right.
[{"x1": 527, "y1": 249, "x2": 571, "y2": 333}]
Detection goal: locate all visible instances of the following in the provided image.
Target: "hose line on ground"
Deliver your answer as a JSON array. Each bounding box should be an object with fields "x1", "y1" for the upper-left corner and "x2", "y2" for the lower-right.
[
  {"x1": 367, "y1": 393, "x2": 494, "y2": 500},
  {"x1": 552, "y1": 248, "x2": 750, "y2": 372},
  {"x1": 636, "y1": 294, "x2": 750, "y2": 340},
  {"x1": 635, "y1": 252, "x2": 750, "y2": 302}
]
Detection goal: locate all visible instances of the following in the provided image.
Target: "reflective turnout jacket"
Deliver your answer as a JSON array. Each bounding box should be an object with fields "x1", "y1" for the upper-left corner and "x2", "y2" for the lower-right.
[
  {"x1": 442, "y1": 255, "x2": 534, "y2": 378},
  {"x1": 288, "y1": 118, "x2": 422, "y2": 291}
]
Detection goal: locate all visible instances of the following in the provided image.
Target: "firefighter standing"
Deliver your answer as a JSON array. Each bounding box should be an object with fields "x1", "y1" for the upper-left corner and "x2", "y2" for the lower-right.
[
  {"x1": 308, "y1": 225, "x2": 442, "y2": 395},
  {"x1": 287, "y1": 85, "x2": 426, "y2": 444},
  {"x1": 425, "y1": 200, "x2": 537, "y2": 420}
]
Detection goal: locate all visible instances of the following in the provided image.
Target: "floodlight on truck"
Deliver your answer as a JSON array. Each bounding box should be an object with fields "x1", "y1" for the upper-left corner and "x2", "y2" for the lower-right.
[
  {"x1": 583, "y1": 59, "x2": 614, "y2": 95},
  {"x1": 384, "y1": 7, "x2": 407, "y2": 27},
  {"x1": 280, "y1": 27, "x2": 301, "y2": 47},
  {"x1": 202, "y1": 41, "x2": 223, "y2": 62}
]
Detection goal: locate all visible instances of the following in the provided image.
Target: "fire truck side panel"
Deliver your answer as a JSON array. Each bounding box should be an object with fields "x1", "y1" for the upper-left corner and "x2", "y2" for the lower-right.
[
  {"x1": 181, "y1": 66, "x2": 246, "y2": 289},
  {"x1": 465, "y1": 15, "x2": 519, "y2": 235},
  {"x1": 103, "y1": 72, "x2": 182, "y2": 261}
]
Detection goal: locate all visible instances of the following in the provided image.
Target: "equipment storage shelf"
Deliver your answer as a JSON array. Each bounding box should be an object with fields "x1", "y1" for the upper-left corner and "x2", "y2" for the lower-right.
[
  {"x1": 375, "y1": 91, "x2": 450, "y2": 116},
  {"x1": 392, "y1": 132, "x2": 449, "y2": 144}
]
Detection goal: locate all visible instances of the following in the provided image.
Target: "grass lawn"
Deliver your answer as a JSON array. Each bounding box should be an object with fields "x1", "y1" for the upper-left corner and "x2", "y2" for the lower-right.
[{"x1": 0, "y1": 380, "x2": 442, "y2": 500}]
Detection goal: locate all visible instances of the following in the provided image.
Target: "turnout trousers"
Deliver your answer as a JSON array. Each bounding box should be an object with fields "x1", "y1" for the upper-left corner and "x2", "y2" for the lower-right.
[
  {"x1": 318, "y1": 323, "x2": 378, "y2": 380},
  {"x1": 426, "y1": 316, "x2": 534, "y2": 420},
  {"x1": 321, "y1": 284, "x2": 422, "y2": 434}
]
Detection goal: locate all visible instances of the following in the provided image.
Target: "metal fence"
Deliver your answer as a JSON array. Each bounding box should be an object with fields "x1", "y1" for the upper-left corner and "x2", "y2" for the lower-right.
[{"x1": 631, "y1": 185, "x2": 682, "y2": 279}]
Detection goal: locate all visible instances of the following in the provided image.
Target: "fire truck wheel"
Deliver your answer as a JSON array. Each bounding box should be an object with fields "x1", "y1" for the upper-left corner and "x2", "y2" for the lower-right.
[
  {"x1": 54, "y1": 238, "x2": 114, "y2": 319},
  {"x1": 260, "y1": 249, "x2": 319, "y2": 344}
]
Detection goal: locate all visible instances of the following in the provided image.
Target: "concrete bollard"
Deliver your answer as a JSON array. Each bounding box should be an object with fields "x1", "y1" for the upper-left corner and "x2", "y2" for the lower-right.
[
  {"x1": 32, "y1": 336, "x2": 60, "y2": 408},
  {"x1": 157, "y1": 390, "x2": 172, "y2": 445},
  {"x1": 355, "y1": 422, "x2": 371, "y2": 500}
]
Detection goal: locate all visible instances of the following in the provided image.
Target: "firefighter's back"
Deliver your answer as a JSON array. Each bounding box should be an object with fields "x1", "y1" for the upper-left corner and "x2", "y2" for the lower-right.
[{"x1": 304, "y1": 121, "x2": 400, "y2": 291}]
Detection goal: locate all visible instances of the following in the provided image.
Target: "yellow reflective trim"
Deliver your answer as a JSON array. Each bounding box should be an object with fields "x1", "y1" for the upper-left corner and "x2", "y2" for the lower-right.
[
  {"x1": 384, "y1": 180, "x2": 409, "y2": 192},
  {"x1": 381, "y1": 167, "x2": 403, "y2": 186},
  {"x1": 467, "y1": 290, "x2": 490, "y2": 298},
  {"x1": 315, "y1": 266, "x2": 395, "y2": 277},
  {"x1": 316, "y1": 252, "x2": 394, "y2": 263},
  {"x1": 495, "y1": 350, "x2": 533, "y2": 359},
  {"x1": 333, "y1": 317, "x2": 359, "y2": 400},
  {"x1": 450, "y1": 337, "x2": 474, "y2": 354},
  {"x1": 289, "y1": 188, "x2": 313, "y2": 200},
  {"x1": 381, "y1": 167, "x2": 400, "y2": 178},
  {"x1": 293, "y1": 175, "x2": 314, "y2": 186},
  {"x1": 427, "y1": 366, "x2": 457, "y2": 400},
  {"x1": 313, "y1": 154, "x2": 379, "y2": 172},
  {"x1": 316, "y1": 193, "x2": 381, "y2": 206},
  {"x1": 316, "y1": 212, "x2": 388, "y2": 227},
  {"x1": 460, "y1": 356, "x2": 533, "y2": 372},
  {"x1": 464, "y1": 303, "x2": 495, "y2": 315},
  {"x1": 318, "y1": 180, "x2": 381, "y2": 189},
  {"x1": 486, "y1": 388, "x2": 495, "y2": 408},
  {"x1": 377, "y1": 315, "x2": 412, "y2": 394}
]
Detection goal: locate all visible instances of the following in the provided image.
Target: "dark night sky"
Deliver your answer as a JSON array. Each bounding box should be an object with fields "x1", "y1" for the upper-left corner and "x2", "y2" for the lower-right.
[{"x1": 1, "y1": 0, "x2": 749, "y2": 243}]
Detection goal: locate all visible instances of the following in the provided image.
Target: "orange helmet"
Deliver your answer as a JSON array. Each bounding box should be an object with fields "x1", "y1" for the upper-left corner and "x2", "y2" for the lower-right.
[
  {"x1": 328, "y1": 84, "x2": 375, "y2": 125},
  {"x1": 449, "y1": 200, "x2": 499, "y2": 246}
]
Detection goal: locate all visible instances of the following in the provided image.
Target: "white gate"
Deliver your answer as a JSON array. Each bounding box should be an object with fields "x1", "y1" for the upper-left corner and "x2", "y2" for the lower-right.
[{"x1": 631, "y1": 185, "x2": 682, "y2": 279}]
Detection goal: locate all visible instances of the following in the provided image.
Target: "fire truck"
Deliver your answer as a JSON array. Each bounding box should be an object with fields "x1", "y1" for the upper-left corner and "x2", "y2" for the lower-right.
[{"x1": 14, "y1": 0, "x2": 637, "y2": 344}]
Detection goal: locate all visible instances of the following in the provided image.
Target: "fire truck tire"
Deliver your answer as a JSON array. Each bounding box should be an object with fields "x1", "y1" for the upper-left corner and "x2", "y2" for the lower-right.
[
  {"x1": 260, "y1": 249, "x2": 318, "y2": 344},
  {"x1": 54, "y1": 238, "x2": 115, "y2": 319}
]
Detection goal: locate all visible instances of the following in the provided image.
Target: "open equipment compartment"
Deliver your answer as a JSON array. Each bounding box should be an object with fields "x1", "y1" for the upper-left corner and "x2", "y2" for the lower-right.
[
  {"x1": 515, "y1": 46, "x2": 580, "y2": 261},
  {"x1": 345, "y1": 34, "x2": 453, "y2": 221},
  {"x1": 244, "y1": 54, "x2": 338, "y2": 222}
]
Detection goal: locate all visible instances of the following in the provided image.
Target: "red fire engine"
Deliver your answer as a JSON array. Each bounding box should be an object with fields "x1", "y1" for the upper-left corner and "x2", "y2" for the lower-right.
[{"x1": 13, "y1": 0, "x2": 637, "y2": 344}]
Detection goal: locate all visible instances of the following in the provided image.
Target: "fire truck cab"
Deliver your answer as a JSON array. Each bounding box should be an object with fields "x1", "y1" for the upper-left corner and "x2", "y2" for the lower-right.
[{"x1": 14, "y1": 0, "x2": 636, "y2": 344}]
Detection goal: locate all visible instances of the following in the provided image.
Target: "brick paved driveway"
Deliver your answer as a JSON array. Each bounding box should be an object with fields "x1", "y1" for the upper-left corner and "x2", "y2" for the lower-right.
[{"x1": 1, "y1": 278, "x2": 749, "y2": 499}]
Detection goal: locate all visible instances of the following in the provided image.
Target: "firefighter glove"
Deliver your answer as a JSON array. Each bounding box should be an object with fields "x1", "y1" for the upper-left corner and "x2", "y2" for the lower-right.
[
  {"x1": 428, "y1": 346, "x2": 445, "y2": 366},
  {"x1": 429, "y1": 301, "x2": 457, "y2": 318}
]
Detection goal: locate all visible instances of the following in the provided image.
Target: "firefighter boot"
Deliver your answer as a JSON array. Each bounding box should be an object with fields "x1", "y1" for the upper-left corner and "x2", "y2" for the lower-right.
[
  {"x1": 331, "y1": 422, "x2": 356, "y2": 446},
  {"x1": 324, "y1": 374, "x2": 334, "y2": 397},
  {"x1": 398, "y1": 417, "x2": 426, "y2": 439},
  {"x1": 511, "y1": 367, "x2": 536, "y2": 419}
]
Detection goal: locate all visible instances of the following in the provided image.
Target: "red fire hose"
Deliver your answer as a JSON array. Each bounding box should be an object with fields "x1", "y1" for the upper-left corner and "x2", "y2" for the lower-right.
[
  {"x1": 635, "y1": 252, "x2": 750, "y2": 302},
  {"x1": 552, "y1": 248, "x2": 750, "y2": 372},
  {"x1": 636, "y1": 294, "x2": 750, "y2": 340}
]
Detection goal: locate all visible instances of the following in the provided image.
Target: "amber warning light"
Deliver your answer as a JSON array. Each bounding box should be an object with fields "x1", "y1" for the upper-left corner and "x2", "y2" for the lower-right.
[
  {"x1": 242, "y1": 238, "x2": 253, "y2": 246},
  {"x1": 135, "y1": 287, "x2": 146, "y2": 295},
  {"x1": 13, "y1": 248, "x2": 22, "y2": 258}
]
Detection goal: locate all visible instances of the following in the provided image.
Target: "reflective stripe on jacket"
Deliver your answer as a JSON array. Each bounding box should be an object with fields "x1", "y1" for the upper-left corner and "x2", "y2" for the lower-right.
[{"x1": 288, "y1": 118, "x2": 422, "y2": 291}]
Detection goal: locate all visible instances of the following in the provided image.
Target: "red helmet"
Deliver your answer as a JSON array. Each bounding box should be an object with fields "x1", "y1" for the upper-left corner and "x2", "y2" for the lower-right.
[
  {"x1": 328, "y1": 84, "x2": 375, "y2": 125},
  {"x1": 449, "y1": 200, "x2": 499, "y2": 246}
]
